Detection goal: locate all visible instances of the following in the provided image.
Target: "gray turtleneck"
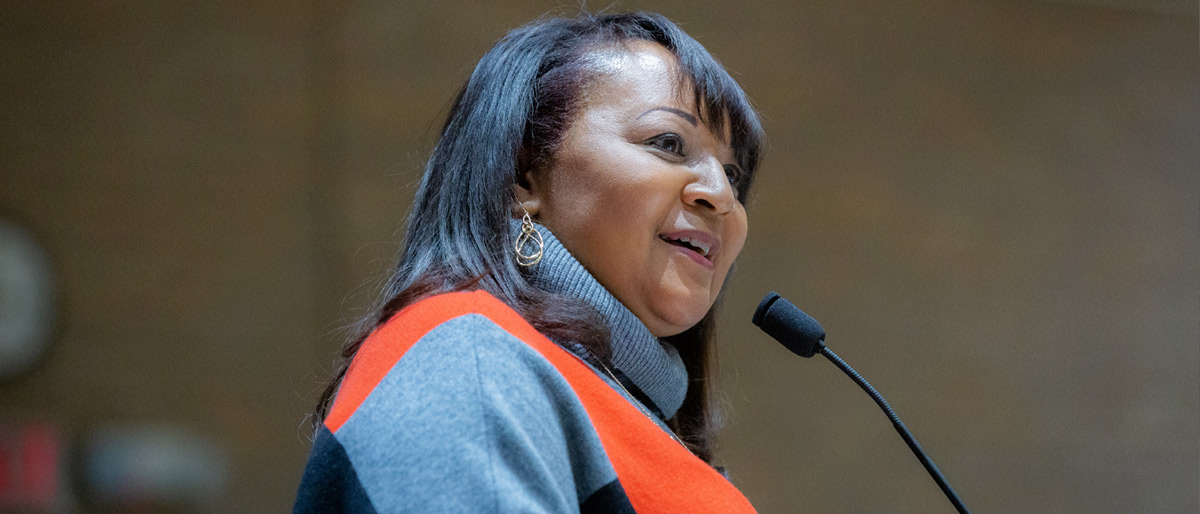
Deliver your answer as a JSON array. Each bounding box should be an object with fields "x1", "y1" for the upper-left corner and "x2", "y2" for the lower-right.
[{"x1": 518, "y1": 221, "x2": 690, "y2": 422}]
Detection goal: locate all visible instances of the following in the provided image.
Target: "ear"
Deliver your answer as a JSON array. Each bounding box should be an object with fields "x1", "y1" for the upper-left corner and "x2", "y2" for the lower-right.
[{"x1": 512, "y1": 169, "x2": 543, "y2": 217}]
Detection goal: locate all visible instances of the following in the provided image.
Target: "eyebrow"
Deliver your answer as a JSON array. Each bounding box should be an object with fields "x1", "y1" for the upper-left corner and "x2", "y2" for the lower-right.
[{"x1": 636, "y1": 107, "x2": 698, "y2": 126}]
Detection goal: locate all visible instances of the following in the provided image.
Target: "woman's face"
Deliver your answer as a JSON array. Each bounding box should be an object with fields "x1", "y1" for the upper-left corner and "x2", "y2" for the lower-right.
[{"x1": 517, "y1": 41, "x2": 749, "y2": 337}]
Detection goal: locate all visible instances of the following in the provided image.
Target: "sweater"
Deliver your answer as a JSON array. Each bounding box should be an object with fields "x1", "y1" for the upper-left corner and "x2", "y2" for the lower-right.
[{"x1": 293, "y1": 227, "x2": 757, "y2": 513}]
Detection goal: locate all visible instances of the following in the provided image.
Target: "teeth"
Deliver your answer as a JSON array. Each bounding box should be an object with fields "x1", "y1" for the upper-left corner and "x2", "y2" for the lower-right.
[{"x1": 676, "y1": 236, "x2": 711, "y2": 257}]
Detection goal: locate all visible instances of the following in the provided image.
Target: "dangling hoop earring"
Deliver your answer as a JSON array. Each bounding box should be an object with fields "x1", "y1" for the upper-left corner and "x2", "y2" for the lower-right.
[{"x1": 515, "y1": 210, "x2": 544, "y2": 267}]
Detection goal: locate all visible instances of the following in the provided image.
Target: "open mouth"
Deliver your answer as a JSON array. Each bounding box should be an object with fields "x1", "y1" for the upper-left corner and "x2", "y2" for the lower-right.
[{"x1": 659, "y1": 234, "x2": 712, "y2": 260}]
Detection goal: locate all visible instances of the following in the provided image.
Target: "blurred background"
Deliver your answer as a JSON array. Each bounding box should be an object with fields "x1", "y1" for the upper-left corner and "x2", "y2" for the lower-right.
[{"x1": 0, "y1": 0, "x2": 1195, "y2": 512}]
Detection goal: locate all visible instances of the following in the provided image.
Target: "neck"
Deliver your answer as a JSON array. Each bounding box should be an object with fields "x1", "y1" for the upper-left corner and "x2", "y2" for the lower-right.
[{"x1": 516, "y1": 220, "x2": 689, "y2": 421}]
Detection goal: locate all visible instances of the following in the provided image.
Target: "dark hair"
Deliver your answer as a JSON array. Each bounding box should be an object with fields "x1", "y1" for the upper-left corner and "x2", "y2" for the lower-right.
[{"x1": 313, "y1": 11, "x2": 764, "y2": 464}]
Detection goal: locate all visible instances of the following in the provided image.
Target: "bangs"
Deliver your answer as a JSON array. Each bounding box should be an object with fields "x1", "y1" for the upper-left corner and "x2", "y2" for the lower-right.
[{"x1": 682, "y1": 62, "x2": 763, "y2": 203}]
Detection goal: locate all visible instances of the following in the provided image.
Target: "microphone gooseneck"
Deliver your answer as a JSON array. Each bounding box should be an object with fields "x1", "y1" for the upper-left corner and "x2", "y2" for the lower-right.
[{"x1": 752, "y1": 292, "x2": 971, "y2": 514}]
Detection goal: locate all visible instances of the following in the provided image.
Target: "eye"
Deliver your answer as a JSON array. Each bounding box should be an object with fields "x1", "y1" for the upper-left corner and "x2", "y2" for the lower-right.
[
  {"x1": 645, "y1": 133, "x2": 685, "y2": 156},
  {"x1": 724, "y1": 163, "x2": 746, "y2": 189}
]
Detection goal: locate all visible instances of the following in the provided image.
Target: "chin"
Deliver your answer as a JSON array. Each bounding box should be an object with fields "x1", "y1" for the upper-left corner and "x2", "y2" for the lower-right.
[{"x1": 647, "y1": 302, "x2": 711, "y2": 338}]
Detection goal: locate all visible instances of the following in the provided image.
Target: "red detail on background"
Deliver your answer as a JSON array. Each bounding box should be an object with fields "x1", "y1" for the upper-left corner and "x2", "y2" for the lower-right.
[{"x1": 0, "y1": 421, "x2": 61, "y2": 511}]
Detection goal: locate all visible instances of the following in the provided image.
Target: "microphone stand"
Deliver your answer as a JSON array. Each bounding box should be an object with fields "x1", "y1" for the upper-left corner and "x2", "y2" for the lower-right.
[
  {"x1": 752, "y1": 292, "x2": 971, "y2": 514},
  {"x1": 819, "y1": 346, "x2": 971, "y2": 514}
]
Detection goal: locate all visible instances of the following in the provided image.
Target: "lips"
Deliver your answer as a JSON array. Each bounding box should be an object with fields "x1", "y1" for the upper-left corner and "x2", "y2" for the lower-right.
[{"x1": 659, "y1": 229, "x2": 720, "y2": 264}]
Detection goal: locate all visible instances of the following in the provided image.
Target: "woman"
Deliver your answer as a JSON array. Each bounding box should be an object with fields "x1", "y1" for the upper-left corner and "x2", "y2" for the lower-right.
[{"x1": 295, "y1": 11, "x2": 763, "y2": 513}]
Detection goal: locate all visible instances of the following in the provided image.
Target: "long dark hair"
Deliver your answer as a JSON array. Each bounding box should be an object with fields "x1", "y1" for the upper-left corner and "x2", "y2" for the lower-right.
[{"x1": 313, "y1": 11, "x2": 764, "y2": 464}]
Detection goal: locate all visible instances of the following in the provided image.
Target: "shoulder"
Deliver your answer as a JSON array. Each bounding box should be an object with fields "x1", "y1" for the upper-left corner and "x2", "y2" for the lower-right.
[
  {"x1": 311, "y1": 290, "x2": 616, "y2": 512},
  {"x1": 325, "y1": 290, "x2": 582, "y2": 435}
]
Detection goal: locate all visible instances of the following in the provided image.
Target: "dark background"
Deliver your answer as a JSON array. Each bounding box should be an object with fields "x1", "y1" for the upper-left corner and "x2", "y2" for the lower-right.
[{"x1": 1, "y1": 1, "x2": 1196, "y2": 512}]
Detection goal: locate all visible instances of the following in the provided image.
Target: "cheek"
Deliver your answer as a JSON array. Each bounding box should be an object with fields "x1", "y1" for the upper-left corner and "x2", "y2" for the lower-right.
[
  {"x1": 540, "y1": 153, "x2": 661, "y2": 265},
  {"x1": 722, "y1": 210, "x2": 749, "y2": 268},
  {"x1": 552, "y1": 154, "x2": 667, "y2": 222}
]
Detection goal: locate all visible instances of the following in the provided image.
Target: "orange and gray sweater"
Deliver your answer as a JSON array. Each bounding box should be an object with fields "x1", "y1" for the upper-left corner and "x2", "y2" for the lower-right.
[{"x1": 293, "y1": 227, "x2": 756, "y2": 513}]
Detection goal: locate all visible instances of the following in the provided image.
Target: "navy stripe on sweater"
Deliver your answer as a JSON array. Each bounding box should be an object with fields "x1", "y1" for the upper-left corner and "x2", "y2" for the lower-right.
[{"x1": 294, "y1": 425, "x2": 377, "y2": 514}]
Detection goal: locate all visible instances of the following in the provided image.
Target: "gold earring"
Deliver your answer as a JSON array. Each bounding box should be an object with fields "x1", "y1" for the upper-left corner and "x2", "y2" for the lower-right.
[{"x1": 515, "y1": 210, "x2": 544, "y2": 267}]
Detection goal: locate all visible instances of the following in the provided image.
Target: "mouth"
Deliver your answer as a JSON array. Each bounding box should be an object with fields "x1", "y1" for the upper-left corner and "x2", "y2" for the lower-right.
[{"x1": 659, "y1": 230, "x2": 719, "y2": 266}]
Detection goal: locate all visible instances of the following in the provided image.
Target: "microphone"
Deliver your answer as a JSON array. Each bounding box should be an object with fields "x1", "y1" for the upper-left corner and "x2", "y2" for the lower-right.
[
  {"x1": 752, "y1": 293, "x2": 825, "y2": 357},
  {"x1": 752, "y1": 292, "x2": 971, "y2": 514}
]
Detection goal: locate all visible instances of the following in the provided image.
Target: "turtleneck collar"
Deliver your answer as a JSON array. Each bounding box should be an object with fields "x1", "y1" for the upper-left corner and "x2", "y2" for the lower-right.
[{"x1": 515, "y1": 219, "x2": 689, "y2": 421}]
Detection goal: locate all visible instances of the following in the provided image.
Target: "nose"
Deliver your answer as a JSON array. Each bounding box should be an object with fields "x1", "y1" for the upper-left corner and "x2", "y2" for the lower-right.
[{"x1": 682, "y1": 156, "x2": 738, "y2": 215}]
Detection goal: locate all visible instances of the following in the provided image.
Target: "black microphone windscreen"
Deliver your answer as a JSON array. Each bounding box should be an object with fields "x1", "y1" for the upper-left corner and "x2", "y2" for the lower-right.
[{"x1": 752, "y1": 292, "x2": 826, "y2": 358}]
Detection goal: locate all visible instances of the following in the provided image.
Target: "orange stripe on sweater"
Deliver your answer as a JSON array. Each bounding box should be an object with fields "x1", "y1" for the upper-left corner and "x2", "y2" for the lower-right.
[{"x1": 325, "y1": 290, "x2": 756, "y2": 513}]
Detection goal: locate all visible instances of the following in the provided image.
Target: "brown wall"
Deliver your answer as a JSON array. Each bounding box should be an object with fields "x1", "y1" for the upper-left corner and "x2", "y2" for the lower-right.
[{"x1": 1, "y1": 1, "x2": 1195, "y2": 512}]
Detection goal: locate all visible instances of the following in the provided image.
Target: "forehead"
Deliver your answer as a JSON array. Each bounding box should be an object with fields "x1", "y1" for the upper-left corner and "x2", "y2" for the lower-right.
[
  {"x1": 579, "y1": 41, "x2": 732, "y2": 141},
  {"x1": 585, "y1": 41, "x2": 679, "y2": 84}
]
